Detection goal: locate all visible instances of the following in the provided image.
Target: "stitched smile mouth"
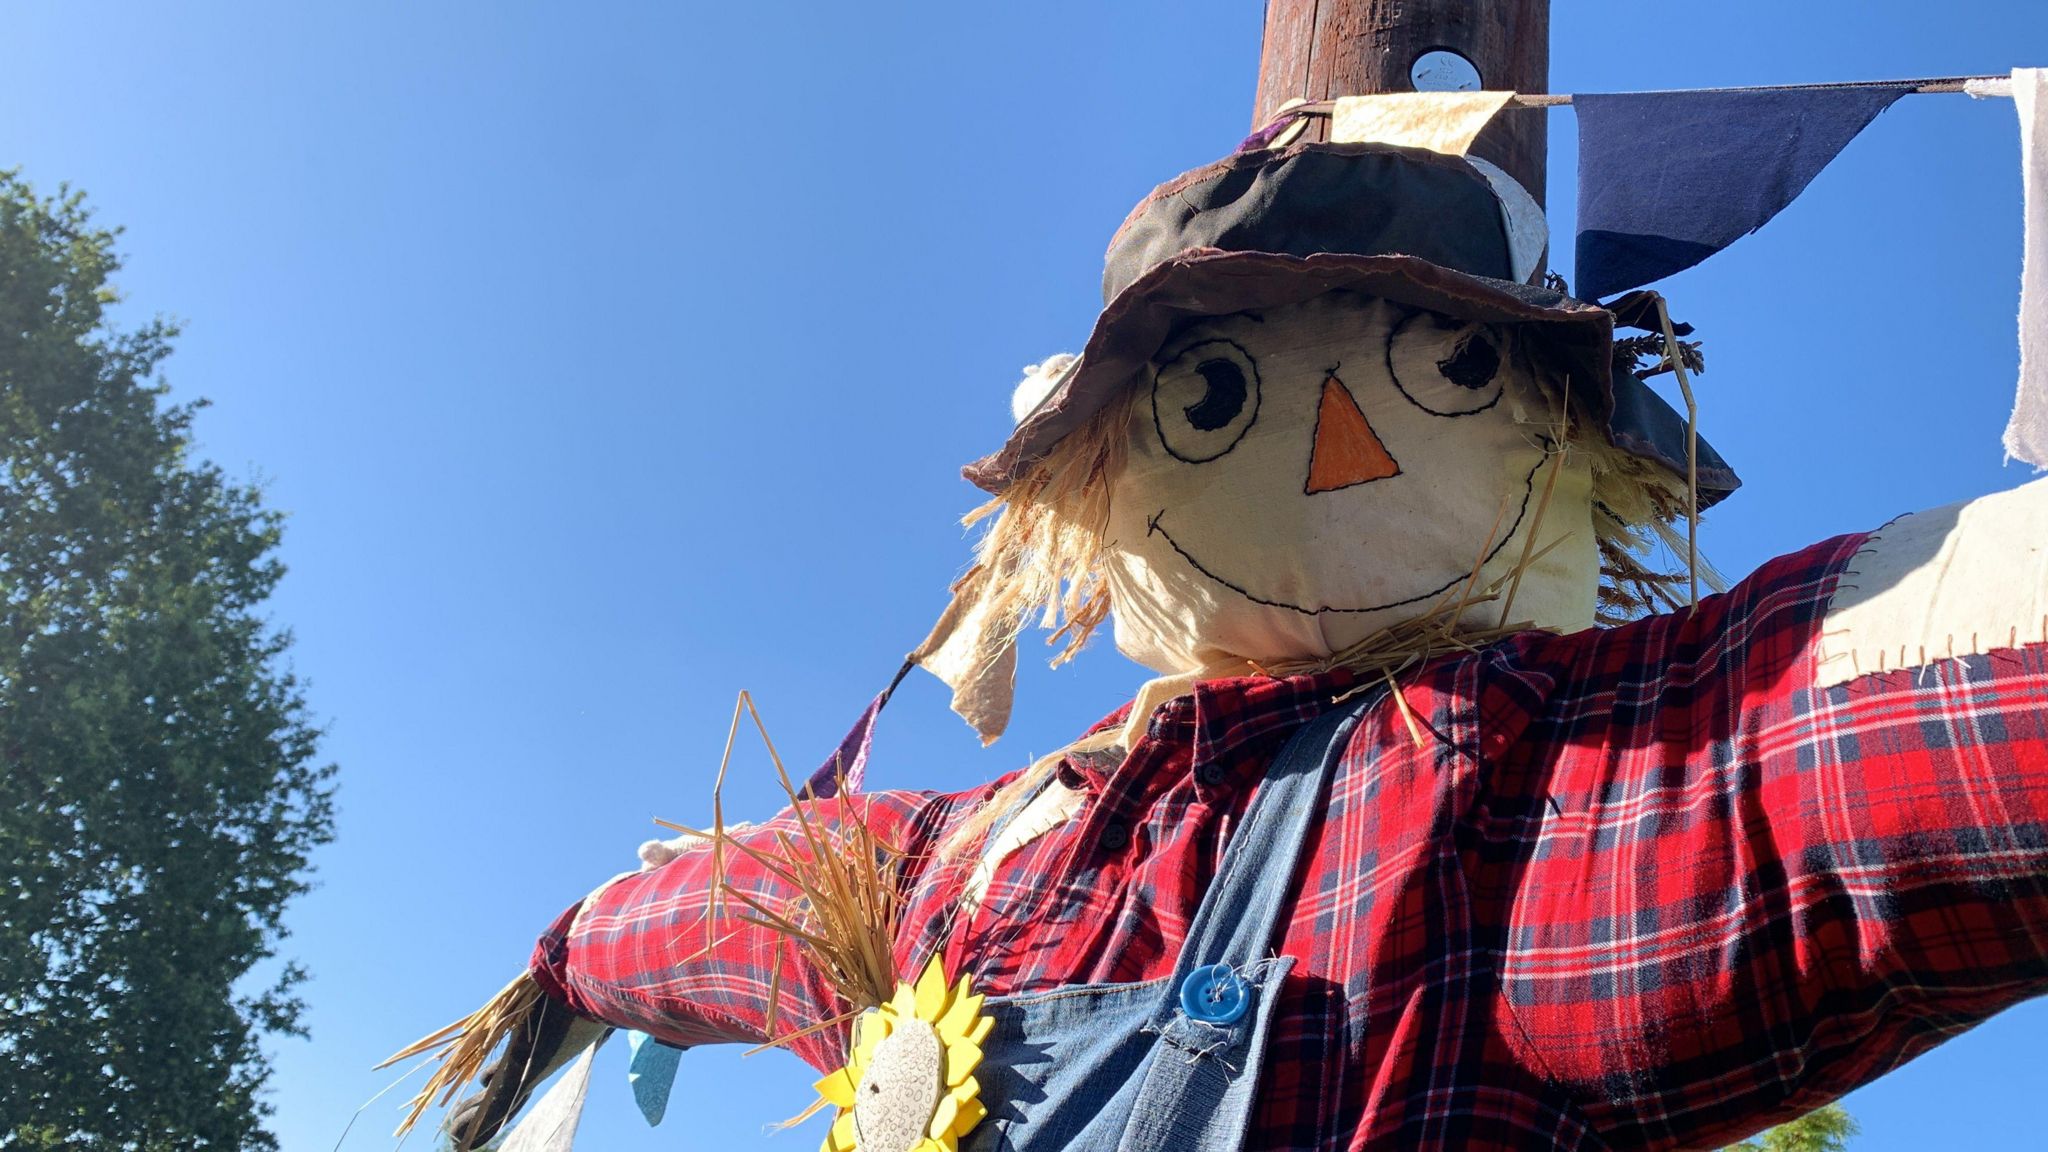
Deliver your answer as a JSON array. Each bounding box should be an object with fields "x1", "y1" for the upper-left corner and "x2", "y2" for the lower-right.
[{"x1": 1143, "y1": 455, "x2": 1544, "y2": 616}]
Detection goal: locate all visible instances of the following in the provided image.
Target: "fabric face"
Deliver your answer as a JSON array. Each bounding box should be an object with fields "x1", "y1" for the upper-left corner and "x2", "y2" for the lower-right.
[{"x1": 1103, "y1": 292, "x2": 1598, "y2": 675}]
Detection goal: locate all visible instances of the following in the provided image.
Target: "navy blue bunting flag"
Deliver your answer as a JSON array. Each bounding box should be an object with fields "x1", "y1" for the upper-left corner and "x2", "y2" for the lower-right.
[{"x1": 1574, "y1": 85, "x2": 1910, "y2": 302}]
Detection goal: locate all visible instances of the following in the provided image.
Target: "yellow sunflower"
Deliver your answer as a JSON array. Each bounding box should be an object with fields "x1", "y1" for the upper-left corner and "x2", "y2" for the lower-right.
[{"x1": 812, "y1": 956, "x2": 993, "y2": 1152}]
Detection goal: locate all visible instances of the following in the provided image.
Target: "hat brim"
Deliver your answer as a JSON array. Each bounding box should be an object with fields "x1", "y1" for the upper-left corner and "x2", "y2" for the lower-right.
[{"x1": 962, "y1": 249, "x2": 1738, "y2": 504}]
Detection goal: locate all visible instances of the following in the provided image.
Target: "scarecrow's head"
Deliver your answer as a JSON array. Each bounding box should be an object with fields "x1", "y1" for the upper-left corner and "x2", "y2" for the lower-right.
[
  {"x1": 1103, "y1": 291, "x2": 1596, "y2": 673},
  {"x1": 925, "y1": 143, "x2": 1738, "y2": 741}
]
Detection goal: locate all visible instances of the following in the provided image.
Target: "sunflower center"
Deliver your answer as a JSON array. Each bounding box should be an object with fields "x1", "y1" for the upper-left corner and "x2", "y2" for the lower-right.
[{"x1": 852, "y1": 1017, "x2": 943, "y2": 1152}]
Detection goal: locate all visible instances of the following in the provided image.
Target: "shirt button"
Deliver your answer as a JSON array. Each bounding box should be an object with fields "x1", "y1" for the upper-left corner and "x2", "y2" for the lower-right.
[
  {"x1": 1097, "y1": 822, "x2": 1130, "y2": 851},
  {"x1": 1180, "y1": 963, "x2": 1250, "y2": 1024},
  {"x1": 1195, "y1": 762, "x2": 1227, "y2": 787}
]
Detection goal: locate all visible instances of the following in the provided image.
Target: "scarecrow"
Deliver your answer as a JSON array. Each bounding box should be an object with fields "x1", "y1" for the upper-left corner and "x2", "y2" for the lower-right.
[{"x1": 401, "y1": 121, "x2": 2048, "y2": 1151}]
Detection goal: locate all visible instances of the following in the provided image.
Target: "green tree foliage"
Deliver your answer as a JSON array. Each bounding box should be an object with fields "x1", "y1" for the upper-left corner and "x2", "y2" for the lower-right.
[
  {"x1": 1725, "y1": 1103, "x2": 1860, "y2": 1152},
  {"x1": 0, "y1": 173, "x2": 335, "y2": 1150}
]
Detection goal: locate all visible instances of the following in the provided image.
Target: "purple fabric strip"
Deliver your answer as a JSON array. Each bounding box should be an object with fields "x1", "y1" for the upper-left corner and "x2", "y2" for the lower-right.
[
  {"x1": 801, "y1": 659, "x2": 913, "y2": 799},
  {"x1": 802, "y1": 692, "x2": 881, "y2": 799},
  {"x1": 1237, "y1": 117, "x2": 1295, "y2": 153}
]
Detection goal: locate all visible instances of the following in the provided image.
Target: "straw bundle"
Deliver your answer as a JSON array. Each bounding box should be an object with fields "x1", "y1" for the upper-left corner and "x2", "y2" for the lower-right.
[
  {"x1": 655, "y1": 691, "x2": 907, "y2": 1051},
  {"x1": 378, "y1": 971, "x2": 545, "y2": 1140},
  {"x1": 651, "y1": 692, "x2": 909, "y2": 1129},
  {"x1": 381, "y1": 692, "x2": 907, "y2": 1142}
]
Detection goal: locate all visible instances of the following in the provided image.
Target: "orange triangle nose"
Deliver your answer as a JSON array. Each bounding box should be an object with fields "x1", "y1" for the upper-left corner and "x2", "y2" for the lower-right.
[{"x1": 1306, "y1": 374, "x2": 1401, "y2": 494}]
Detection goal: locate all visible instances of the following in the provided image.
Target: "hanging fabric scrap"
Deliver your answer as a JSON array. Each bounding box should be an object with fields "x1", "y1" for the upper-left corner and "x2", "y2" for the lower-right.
[
  {"x1": 1573, "y1": 84, "x2": 1910, "y2": 302},
  {"x1": 496, "y1": 1035, "x2": 605, "y2": 1152},
  {"x1": 625, "y1": 1030, "x2": 683, "y2": 1126},
  {"x1": 1993, "y1": 68, "x2": 2048, "y2": 468}
]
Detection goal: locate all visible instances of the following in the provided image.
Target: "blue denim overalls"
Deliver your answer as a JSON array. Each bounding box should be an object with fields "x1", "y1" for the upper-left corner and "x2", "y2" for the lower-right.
[{"x1": 961, "y1": 695, "x2": 1370, "y2": 1152}]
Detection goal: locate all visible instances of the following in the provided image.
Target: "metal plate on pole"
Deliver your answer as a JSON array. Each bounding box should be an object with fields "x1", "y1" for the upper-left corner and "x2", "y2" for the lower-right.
[{"x1": 1410, "y1": 49, "x2": 1483, "y2": 92}]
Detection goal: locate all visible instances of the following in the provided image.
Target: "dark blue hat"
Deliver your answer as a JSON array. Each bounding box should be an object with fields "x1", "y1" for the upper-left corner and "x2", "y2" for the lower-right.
[{"x1": 964, "y1": 141, "x2": 1737, "y2": 506}]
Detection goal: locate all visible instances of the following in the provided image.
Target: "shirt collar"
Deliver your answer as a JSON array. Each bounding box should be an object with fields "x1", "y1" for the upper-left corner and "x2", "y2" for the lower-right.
[
  {"x1": 1060, "y1": 668, "x2": 1358, "y2": 799},
  {"x1": 1186, "y1": 669, "x2": 1358, "y2": 797}
]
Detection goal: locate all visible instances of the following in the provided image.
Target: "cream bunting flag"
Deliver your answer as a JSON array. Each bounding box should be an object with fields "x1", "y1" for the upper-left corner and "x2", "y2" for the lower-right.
[{"x1": 1328, "y1": 90, "x2": 1515, "y2": 155}]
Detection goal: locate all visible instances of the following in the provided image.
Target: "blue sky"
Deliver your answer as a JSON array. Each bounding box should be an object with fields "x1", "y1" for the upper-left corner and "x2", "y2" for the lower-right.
[{"x1": 5, "y1": 2, "x2": 2047, "y2": 1148}]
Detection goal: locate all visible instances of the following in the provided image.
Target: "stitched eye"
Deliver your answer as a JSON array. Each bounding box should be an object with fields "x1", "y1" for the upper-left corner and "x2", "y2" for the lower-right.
[
  {"x1": 1152, "y1": 339, "x2": 1261, "y2": 463},
  {"x1": 1386, "y1": 310, "x2": 1508, "y2": 417}
]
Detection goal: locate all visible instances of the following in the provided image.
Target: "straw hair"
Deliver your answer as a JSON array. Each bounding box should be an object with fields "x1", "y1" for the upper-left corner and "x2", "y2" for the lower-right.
[{"x1": 955, "y1": 389, "x2": 1135, "y2": 671}]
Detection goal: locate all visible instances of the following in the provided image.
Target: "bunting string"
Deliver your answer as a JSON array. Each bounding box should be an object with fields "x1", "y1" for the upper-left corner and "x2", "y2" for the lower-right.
[
  {"x1": 1252, "y1": 74, "x2": 2007, "y2": 123},
  {"x1": 1240, "y1": 75, "x2": 2010, "y2": 152}
]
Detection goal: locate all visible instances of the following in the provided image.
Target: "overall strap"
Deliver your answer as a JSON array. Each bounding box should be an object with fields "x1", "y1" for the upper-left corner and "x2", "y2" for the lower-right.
[{"x1": 1167, "y1": 690, "x2": 1377, "y2": 986}]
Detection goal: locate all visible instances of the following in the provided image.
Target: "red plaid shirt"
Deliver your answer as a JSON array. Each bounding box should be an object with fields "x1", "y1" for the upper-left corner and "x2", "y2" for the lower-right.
[{"x1": 532, "y1": 532, "x2": 2048, "y2": 1150}]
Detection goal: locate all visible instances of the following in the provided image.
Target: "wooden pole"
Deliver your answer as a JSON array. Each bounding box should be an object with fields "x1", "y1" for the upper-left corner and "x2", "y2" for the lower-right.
[{"x1": 1252, "y1": 0, "x2": 1550, "y2": 204}]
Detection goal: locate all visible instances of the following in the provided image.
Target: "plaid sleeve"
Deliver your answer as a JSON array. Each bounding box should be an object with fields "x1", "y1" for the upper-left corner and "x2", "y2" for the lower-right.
[
  {"x1": 528, "y1": 788, "x2": 952, "y2": 1072},
  {"x1": 1481, "y1": 532, "x2": 2048, "y2": 1150}
]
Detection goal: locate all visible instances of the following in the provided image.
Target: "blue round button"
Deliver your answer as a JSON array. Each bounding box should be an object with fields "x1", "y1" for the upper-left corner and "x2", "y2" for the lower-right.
[{"x1": 1180, "y1": 964, "x2": 1250, "y2": 1024}]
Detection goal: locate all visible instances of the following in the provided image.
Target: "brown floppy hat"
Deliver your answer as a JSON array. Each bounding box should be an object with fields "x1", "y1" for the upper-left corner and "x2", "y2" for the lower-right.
[{"x1": 962, "y1": 141, "x2": 1739, "y2": 504}]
